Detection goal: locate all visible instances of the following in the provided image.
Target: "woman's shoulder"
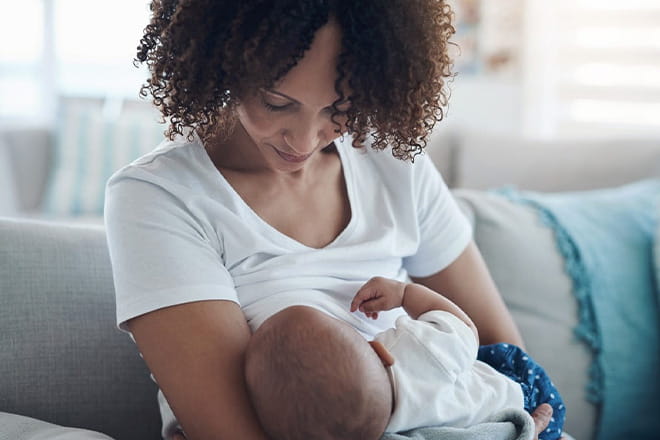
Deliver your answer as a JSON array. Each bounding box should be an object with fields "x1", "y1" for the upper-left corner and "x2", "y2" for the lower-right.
[
  {"x1": 337, "y1": 134, "x2": 440, "y2": 189},
  {"x1": 107, "y1": 134, "x2": 215, "y2": 191}
]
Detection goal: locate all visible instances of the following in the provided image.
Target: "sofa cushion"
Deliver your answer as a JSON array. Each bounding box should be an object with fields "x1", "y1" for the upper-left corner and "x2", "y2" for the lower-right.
[
  {"x1": 493, "y1": 180, "x2": 660, "y2": 440},
  {"x1": 454, "y1": 190, "x2": 596, "y2": 440},
  {"x1": 0, "y1": 219, "x2": 161, "y2": 440}
]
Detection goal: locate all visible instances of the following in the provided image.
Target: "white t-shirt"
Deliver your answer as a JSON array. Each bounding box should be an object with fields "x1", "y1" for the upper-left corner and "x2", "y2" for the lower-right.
[
  {"x1": 105, "y1": 134, "x2": 471, "y2": 336},
  {"x1": 378, "y1": 311, "x2": 525, "y2": 433},
  {"x1": 104, "y1": 134, "x2": 472, "y2": 436}
]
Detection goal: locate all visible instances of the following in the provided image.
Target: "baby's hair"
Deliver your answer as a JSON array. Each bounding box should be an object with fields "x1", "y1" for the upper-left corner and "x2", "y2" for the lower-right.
[
  {"x1": 136, "y1": 0, "x2": 456, "y2": 161},
  {"x1": 245, "y1": 306, "x2": 391, "y2": 440}
]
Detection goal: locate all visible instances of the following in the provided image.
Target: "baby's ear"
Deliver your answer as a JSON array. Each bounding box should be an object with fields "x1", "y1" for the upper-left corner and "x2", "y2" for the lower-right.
[{"x1": 368, "y1": 340, "x2": 395, "y2": 367}]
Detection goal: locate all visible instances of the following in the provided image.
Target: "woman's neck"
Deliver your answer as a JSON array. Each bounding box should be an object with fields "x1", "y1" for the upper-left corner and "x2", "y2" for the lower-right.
[{"x1": 203, "y1": 125, "x2": 335, "y2": 186}]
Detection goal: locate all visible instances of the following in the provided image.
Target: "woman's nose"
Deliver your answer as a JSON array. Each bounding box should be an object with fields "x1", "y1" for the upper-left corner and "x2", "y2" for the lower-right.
[{"x1": 283, "y1": 118, "x2": 333, "y2": 154}]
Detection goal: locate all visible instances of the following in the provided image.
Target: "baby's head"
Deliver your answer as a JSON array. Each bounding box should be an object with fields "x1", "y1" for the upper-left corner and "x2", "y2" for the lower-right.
[{"x1": 245, "y1": 306, "x2": 392, "y2": 440}]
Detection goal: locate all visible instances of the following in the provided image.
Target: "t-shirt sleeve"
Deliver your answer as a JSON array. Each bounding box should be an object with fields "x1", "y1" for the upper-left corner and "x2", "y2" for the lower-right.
[
  {"x1": 403, "y1": 154, "x2": 472, "y2": 277},
  {"x1": 105, "y1": 172, "x2": 238, "y2": 331},
  {"x1": 376, "y1": 310, "x2": 478, "y2": 380},
  {"x1": 417, "y1": 310, "x2": 479, "y2": 370}
]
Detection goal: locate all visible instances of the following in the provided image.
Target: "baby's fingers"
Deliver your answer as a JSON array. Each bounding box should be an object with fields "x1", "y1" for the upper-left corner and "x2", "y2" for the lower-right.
[
  {"x1": 350, "y1": 287, "x2": 380, "y2": 312},
  {"x1": 357, "y1": 296, "x2": 389, "y2": 314},
  {"x1": 350, "y1": 295, "x2": 365, "y2": 312},
  {"x1": 531, "y1": 403, "x2": 553, "y2": 439}
]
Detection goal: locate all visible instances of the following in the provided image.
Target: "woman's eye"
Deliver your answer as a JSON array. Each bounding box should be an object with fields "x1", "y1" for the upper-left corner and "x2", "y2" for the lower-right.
[
  {"x1": 260, "y1": 96, "x2": 290, "y2": 112},
  {"x1": 263, "y1": 102, "x2": 289, "y2": 112}
]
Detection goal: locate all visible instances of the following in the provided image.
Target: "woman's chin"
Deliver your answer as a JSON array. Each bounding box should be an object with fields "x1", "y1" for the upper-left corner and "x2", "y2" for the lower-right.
[
  {"x1": 265, "y1": 145, "x2": 318, "y2": 172},
  {"x1": 271, "y1": 145, "x2": 312, "y2": 163}
]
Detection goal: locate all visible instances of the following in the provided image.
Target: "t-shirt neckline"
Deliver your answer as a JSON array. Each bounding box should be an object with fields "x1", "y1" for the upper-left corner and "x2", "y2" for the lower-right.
[{"x1": 194, "y1": 133, "x2": 357, "y2": 251}]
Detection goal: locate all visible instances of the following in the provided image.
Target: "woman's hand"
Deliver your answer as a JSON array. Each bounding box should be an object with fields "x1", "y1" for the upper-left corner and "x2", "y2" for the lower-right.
[
  {"x1": 531, "y1": 403, "x2": 566, "y2": 440},
  {"x1": 411, "y1": 241, "x2": 525, "y2": 347}
]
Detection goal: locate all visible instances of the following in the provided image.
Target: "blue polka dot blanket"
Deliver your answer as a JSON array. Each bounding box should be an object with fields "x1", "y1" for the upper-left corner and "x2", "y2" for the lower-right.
[{"x1": 478, "y1": 343, "x2": 566, "y2": 440}]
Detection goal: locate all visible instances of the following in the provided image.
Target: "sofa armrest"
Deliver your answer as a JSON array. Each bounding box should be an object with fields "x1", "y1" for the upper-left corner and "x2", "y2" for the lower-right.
[{"x1": 0, "y1": 219, "x2": 161, "y2": 440}]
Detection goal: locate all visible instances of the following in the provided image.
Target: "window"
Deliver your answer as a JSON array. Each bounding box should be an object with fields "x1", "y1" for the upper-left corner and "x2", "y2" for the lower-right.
[
  {"x1": 0, "y1": 0, "x2": 45, "y2": 122},
  {"x1": 0, "y1": 0, "x2": 151, "y2": 125},
  {"x1": 524, "y1": 0, "x2": 660, "y2": 137},
  {"x1": 55, "y1": 0, "x2": 151, "y2": 97}
]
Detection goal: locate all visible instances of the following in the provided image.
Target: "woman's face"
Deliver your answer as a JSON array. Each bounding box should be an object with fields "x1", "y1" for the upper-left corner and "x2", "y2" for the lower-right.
[{"x1": 234, "y1": 19, "x2": 351, "y2": 173}]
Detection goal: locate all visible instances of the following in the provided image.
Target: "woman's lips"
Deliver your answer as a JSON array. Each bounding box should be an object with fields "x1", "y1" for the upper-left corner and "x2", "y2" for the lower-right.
[{"x1": 272, "y1": 146, "x2": 312, "y2": 163}]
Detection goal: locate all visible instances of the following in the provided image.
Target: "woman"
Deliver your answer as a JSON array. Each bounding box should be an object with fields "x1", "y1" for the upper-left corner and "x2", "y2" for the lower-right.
[{"x1": 105, "y1": 1, "x2": 559, "y2": 439}]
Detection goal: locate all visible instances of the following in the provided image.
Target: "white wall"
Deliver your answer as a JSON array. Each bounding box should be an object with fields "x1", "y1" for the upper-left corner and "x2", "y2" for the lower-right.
[{"x1": 438, "y1": 76, "x2": 523, "y2": 136}]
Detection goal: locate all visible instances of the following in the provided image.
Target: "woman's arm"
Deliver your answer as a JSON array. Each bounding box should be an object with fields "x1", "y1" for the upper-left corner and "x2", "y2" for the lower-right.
[
  {"x1": 411, "y1": 240, "x2": 525, "y2": 348},
  {"x1": 413, "y1": 241, "x2": 570, "y2": 440},
  {"x1": 127, "y1": 300, "x2": 270, "y2": 440}
]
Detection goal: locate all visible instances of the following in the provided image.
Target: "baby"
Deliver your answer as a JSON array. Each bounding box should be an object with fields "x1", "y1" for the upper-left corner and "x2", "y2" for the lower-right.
[{"x1": 244, "y1": 277, "x2": 565, "y2": 440}]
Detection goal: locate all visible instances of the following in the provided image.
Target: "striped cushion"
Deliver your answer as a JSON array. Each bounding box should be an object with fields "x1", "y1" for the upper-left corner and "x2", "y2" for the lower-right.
[
  {"x1": 0, "y1": 138, "x2": 19, "y2": 215},
  {"x1": 45, "y1": 104, "x2": 164, "y2": 216}
]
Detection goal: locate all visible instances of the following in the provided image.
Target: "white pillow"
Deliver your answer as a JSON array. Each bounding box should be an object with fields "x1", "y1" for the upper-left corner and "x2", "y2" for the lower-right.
[{"x1": 0, "y1": 412, "x2": 114, "y2": 440}]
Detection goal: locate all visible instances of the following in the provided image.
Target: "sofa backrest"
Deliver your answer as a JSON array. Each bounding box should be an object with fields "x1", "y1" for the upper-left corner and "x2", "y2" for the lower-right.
[
  {"x1": 444, "y1": 133, "x2": 660, "y2": 191},
  {"x1": 0, "y1": 218, "x2": 161, "y2": 440}
]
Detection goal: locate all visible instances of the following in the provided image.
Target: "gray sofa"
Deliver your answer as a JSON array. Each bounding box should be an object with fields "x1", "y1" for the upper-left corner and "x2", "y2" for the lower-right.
[{"x1": 1, "y1": 127, "x2": 659, "y2": 440}]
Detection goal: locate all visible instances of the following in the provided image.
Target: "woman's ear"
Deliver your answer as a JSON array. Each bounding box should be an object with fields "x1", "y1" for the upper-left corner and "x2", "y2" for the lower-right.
[{"x1": 368, "y1": 340, "x2": 395, "y2": 367}]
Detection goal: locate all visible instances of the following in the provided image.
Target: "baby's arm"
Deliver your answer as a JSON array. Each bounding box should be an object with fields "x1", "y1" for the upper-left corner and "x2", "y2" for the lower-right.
[{"x1": 351, "y1": 277, "x2": 478, "y2": 340}]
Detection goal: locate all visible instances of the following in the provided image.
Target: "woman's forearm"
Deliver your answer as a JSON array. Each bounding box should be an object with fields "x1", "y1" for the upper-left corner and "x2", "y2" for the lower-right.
[
  {"x1": 411, "y1": 240, "x2": 525, "y2": 348},
  {"x1": 128, "y1": 300, "x2": 270, "y2": 440},
  {"x1": 401, "y1": 283, "x2": 479, "y2": 340}
]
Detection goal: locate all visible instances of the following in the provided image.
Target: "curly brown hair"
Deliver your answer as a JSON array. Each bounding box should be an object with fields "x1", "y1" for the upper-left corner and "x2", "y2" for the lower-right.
[{"x1": 136, "y1": 0, "x2": 455, "y2": 161}]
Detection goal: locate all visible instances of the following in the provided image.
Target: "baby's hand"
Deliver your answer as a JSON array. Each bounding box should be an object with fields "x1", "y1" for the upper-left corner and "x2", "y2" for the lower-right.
[{"x1": 350, "y1": 276, "x2": 407, "y2": 319}]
